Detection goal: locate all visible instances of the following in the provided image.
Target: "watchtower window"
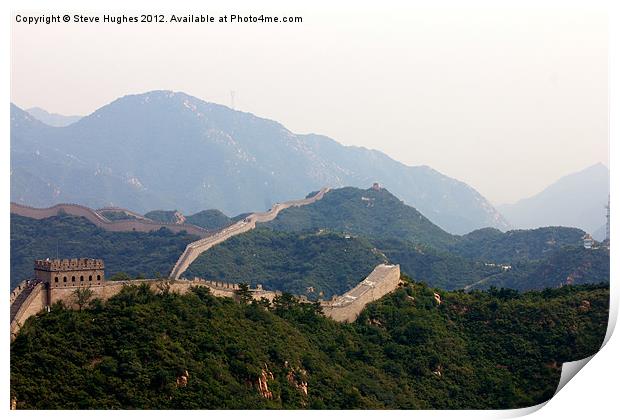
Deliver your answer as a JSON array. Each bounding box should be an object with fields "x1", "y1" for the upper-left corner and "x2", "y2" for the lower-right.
[
  {"x1": 72, "y1": 276, "x2": 75, "y2": 282},
  {"x1": 55, "y1": 277, "x2": 59, "y2": 283},
  {"x1": 63, "y1": 277, "x2": 67, "y2": 283},
  {"x1": 89, "y1": 275, "x2": 92, "y2": 281},
  {"x1": 97, "y1": 275, "x2": 101, "y2": 281},
  {"x1": 80, "y1": 276, "x2": 84, "y2": 282}
]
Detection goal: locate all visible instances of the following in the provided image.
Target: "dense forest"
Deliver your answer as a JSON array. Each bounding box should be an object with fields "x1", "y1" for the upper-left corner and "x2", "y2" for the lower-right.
[
  {"x1": 144, "y1": 208, "x2": 237, "y2": 231},
  {"x1": 470, "y1": 246, "x2": 611, "y2": 291},
  {"x1": 10, "y1": 214, "x2": 198, "y2": 288},
  {"x1": 185, "y1": 228, "x2": 385, "y2": 298},
  {"x1": 143, "y1": 210, "x2": 184, "y2": 224},
  {"x1": 185, "y1": 209, "x2": 234, "y2": 230},
  {"x1": 10, "y1": 279, "x2": 609, "y2": 409},
  {"x1": 448, "y1": 226, "x2": 586, "y2": 262},
  {"x1": 373, "y1": 238, "x2": 504, "y2": 290}
]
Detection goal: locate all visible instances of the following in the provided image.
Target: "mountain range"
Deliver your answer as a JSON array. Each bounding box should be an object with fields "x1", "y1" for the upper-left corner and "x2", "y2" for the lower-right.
[
  {"x1": 498, "y1": 163, "x2": 609, "y2": 239},
  {"x1": 12, "y1": 185, "x2": 607, "y2": 292},
  {"x1": 11, "y1": 90, "x2": 509, "y2": 235},
  {"x1": 25, "y1": 107, "x2": 82, "y2": 127}
]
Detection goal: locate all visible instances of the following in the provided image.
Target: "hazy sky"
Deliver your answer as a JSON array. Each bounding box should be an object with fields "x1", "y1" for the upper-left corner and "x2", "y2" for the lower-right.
[{"x1": 11, "y1": 5, "x2": 608, "y2": 205}]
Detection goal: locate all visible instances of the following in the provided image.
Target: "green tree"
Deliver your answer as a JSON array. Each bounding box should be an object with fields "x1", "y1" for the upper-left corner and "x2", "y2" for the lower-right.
[
  {"x1": 72, "y1": 287, "x2": 94, "y2": 311},
  {"x1": 235, "y1": 283, "x2": 253, "y2": 304},
  {"x1": 109, "y1": 272, "x2": 131, "y2": 281}
]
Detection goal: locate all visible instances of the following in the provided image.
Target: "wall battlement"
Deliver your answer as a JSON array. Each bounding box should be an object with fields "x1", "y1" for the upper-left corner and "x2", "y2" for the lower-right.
[
  {"x1": 34, "y1": 258, "x2": 105, "y2": 289},
  {"x1": 34, "y1": 258, "x2": 104, "y2": 271}
]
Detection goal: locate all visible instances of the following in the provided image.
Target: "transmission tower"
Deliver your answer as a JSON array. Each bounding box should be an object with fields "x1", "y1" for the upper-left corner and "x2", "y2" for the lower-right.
[{"x1": 606, "y1": 196, "x2": 610, "y2": 242}]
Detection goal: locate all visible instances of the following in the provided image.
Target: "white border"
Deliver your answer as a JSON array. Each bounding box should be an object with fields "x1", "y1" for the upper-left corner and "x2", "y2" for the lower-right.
[{"x1": 3, "y1": 0, "x2": 617, "y2": 418}]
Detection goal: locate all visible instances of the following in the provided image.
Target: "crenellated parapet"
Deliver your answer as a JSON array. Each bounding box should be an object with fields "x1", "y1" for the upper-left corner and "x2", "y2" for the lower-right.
[
  {"x1": 34, "y1": 258, "x2": 105, "y2": 289},
  {"x1": 34, "y1": 258, "x2": 104, "y2": 272}
]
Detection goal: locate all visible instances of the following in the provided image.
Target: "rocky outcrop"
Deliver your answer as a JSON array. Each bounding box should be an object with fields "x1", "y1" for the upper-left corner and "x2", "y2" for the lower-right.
[
  {"x1": 433, "y1": 292, "x2": 442, "y2": 305},
  {"x1": 286, "y1": 367, "x2": 308, "y2": 397},
  {"x1": 256, "y1": 365, "x2": 274, "y2": 399},
  {"x1": 176, "y1": 370, "x2": 190, "y2": 387}
]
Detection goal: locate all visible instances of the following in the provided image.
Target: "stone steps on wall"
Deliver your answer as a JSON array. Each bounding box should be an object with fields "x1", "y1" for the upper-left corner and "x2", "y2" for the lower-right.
[{"x1": 10, "y1": 286, "x2": 35, "y2": 323}]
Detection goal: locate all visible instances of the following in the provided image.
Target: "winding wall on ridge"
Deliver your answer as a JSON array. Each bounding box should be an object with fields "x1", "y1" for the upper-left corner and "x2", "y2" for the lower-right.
[
  {"x1": 169, "y1": 187, "x2": 331, "y2": 279},
  {"x1": 10, "y1": 187, "x2": 403, "y2": 338},
  {"x1": 10, "y1": 263, "x2": 401, "y2": 340},
  {"x1": 10, "y1": 202, "x2": 210, "y2": 238}
]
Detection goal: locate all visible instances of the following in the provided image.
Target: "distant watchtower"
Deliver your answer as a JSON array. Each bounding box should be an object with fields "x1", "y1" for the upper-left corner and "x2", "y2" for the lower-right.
[
  {"x1": 34, "y1": 258, "x2": 105, "y2": 288},
  {"x1": 372, "y1": 182, "x2": 382, "y2": 191}
]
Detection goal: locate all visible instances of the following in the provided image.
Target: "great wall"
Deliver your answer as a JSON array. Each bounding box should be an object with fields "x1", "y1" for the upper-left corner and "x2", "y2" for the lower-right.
[
  {"x1": 11, "y1": 188, "x2": 331, "y2": 280},
  {"x1": 320, "y1": 264, "x2": 401, "y2": 322},
  {"x1": 10, "y1": 187, "x2": 402, "y2": 339},
  {"x1": 10, "y1": 202, "x2": 211, "y2": 238},
  {"x1": 169, "y1": 187, "x2": 330, "y2": 279},
  {"x1": 10, "y1": 261, "x2": 400, "y2": 339}
]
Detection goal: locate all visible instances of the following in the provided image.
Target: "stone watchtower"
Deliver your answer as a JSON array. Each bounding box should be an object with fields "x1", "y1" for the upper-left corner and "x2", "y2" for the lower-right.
[{"x1": 34, "y1": 258, "x2": 105, "y2": 288}]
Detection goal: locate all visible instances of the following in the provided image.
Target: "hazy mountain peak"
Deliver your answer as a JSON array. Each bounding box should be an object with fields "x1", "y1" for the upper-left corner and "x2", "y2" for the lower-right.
[
  {"x1": 10, "y1": 91, "x2": 509, "y2": 234},
  {"x1": 498, "y1": 163, "x2": 609, "y2": 236},
  {"x1": 25, "y1": 106, "x2": 82, "y2": 127}
]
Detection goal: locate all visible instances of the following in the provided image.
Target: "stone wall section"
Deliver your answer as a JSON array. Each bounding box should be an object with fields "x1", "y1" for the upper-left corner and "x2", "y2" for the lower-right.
[
  {"x1": 45, "y1": 278, "x2": 280, "y2": 308},
  {"x1": 10, "y1": 202, "x2": 209, "y2": 238},
  {"x1": 10, "y1": 280, "x2": 30, "y2": 306},
  {"x1": 170, "y1": 187, "x2": 331, "y2": 279},
  {"x1": 10, "y1": 284, "x2": 47, "y2": 339},
  {"x1": 10, "y1": 263, "x2": 398, "y2": 339},
  {"x1": 320, "y1": 264, "x2": 401, "y2": 323},
  {"x1": 10, "y1": 277, "x2": 280, "y2": 339}
]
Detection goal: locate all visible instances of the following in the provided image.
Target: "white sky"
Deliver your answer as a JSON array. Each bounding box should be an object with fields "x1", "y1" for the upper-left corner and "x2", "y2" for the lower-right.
[{"x1": 10, "y1": 3, "x2": 609, "y2": 205}]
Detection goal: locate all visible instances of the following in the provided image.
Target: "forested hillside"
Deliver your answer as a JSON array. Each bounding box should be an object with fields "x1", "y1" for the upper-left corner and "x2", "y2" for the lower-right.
[
  {"x1": 10, "y1": 279, "x2": 608, "y2": 409},
  {"x1": 185, "y1": 228, "x2": 385, "y2": 298},
  {"x1": 449, "y1": 227, "x2": 585, "y2": 262},
  {"x1": 469, "y1": 247, "x2": 610, "y2": 291},
  {"x1": 185, "y1": 209, "x2": 234, "y2": 230},
  {"x1": 372, "y1": 238, "x2": 503, "y2": 290},
  {"x1": 10, "y1": 214, "x2": 198, "y2": 288},
  {"x1": 266, "y1": 187, "x2": 457, "y2": 250},
  {"x1": 143, "y1": 210, "x2": 184, "y2": 224}
]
